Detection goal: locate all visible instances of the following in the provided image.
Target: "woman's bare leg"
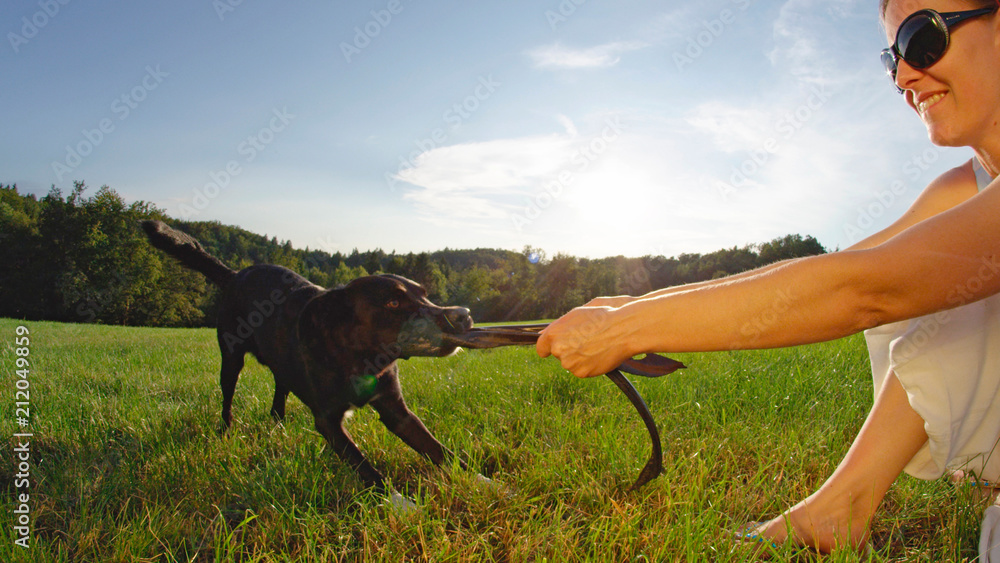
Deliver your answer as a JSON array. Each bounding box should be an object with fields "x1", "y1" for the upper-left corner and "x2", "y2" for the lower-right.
[{"x1": 755, "y1": 369, "x2": 928, "y2": 552}]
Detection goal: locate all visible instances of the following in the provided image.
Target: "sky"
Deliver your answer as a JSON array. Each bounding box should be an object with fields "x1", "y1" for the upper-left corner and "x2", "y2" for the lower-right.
[{"x1": 1, "y1": 0, "x2": 976, "y2": 259}]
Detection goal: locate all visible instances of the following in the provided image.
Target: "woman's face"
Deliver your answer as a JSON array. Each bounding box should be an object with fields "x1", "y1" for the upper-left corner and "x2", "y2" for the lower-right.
[{"x1": 883, "y1": 0, "x2": 1000, "y2": 148}]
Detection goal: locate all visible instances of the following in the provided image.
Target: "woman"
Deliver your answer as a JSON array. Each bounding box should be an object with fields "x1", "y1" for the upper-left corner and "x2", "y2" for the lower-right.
[{"x1": 537, "y1": 0, "x2": 1000, "y2": 553}]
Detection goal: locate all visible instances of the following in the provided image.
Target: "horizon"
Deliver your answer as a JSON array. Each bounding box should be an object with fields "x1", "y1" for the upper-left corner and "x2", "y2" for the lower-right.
[{"x1": 5, "y1": 182, "x2": 827, "y2": 262}]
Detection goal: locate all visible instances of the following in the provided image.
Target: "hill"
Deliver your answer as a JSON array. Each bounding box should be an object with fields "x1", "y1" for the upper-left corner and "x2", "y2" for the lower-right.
[{"x1": 0, "y1": 182, "x2": 826, "y2": 325}]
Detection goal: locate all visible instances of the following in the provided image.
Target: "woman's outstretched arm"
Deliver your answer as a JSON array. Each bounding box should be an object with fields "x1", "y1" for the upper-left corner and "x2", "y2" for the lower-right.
[{"x1": 538, "y1": 162, "x2": 995, "y2": 377}]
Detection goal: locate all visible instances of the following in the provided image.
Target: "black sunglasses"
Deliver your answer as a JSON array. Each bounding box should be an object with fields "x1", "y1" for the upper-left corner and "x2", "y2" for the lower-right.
[{"x1": 881, "y1": 6, "x2": 997, "y2": 94}]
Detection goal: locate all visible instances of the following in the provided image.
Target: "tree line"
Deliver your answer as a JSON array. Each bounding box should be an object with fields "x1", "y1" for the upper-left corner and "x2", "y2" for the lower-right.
[{"x1": 0, "y1": 183, "x2": 827, "y2": 326}]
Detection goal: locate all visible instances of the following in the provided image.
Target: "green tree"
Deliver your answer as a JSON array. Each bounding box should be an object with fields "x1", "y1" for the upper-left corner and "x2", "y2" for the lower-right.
[
  {"x1": 332, "y1": 262, "x2": 369, "y2": 286},
  {"x1": 38, "y1": 184, "x2": 177, "y2": 325},
  {"x1": 0, "y1": 180, "x2": 830, "y2": 327},
  {"x1": 756, "y1": 234, "x2": 826, "y2": 265},
  {"x1": 0, "y1": 185, "x2": 44, "y2": 319}
]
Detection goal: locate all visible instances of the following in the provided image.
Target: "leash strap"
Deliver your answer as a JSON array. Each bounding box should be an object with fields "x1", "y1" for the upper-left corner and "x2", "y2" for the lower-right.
[{"x1": 445, "y1": 323, "x2": 686, "y2": 489}]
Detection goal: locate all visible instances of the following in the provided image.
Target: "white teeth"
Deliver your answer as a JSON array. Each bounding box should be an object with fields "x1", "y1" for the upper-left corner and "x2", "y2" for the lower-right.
[{"x1": 918, "y1": 93, "x2": 946, "y2": 114}]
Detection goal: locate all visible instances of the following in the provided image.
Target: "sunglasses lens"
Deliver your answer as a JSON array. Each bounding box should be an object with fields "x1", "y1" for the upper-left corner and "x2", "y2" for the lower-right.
[
  {"x1": 896, "y1": 12, "x2": 948, "y2": 69},
  {"x1": 880, "y1": 49, "x2": 897, "y2": 77}
]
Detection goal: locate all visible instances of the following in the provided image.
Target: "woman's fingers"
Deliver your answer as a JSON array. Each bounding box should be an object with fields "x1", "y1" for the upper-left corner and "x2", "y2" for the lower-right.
[{"x1": 537, "y1": 306, "x2": 628, "y2": 378}]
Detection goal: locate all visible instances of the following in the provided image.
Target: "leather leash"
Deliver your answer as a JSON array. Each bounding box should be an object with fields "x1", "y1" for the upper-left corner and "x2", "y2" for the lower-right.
[{"x1": 443, "y1": 323, "x2": 686, "y2": 490}]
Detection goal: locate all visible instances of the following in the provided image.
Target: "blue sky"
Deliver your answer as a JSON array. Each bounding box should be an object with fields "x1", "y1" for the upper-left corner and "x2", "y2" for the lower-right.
[{"x1": 2, "y1": 0, "x2": 975, "y2": 259}]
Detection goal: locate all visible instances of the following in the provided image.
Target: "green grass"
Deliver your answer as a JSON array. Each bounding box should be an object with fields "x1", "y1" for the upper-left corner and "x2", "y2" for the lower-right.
[{"x1": 0, "y1": 318, "x2": 988, "y2": 561}]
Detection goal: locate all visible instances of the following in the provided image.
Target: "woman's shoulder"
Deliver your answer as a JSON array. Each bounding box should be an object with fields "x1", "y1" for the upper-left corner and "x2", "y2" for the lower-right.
[
  {"x1": 930, "y1": 159, "x2": 976, "y2": 188},
  {"x1": 844, "y1": 160, "x2": 977, "y2": 250},
  {"x1": 916, "y1": 159, "x2": 979, "y2": 208},
  {"x1": 876, "y1": 160, "x2": 980, "y2": 244}
]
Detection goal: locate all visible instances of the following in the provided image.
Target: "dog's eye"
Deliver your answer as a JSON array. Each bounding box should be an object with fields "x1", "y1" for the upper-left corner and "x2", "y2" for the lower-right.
[{"x1": 386, "y1": 300, "x2": 400, "y2": 309}]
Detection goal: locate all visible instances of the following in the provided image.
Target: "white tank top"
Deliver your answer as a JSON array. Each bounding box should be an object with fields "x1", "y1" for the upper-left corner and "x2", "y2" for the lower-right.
[{"x1": 974, "y1": 157, "x2": 994, "y2": 192}]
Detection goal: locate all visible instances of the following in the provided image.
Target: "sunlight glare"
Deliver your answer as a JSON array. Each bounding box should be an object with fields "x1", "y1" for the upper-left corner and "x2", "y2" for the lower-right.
[{"x1": 567, "y1": 156, "x2": 662, "y2": 224}]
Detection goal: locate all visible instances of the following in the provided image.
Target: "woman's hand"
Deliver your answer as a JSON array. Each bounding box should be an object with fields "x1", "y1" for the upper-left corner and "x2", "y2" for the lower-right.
[{"x1": 536, "y1": 304, "x2": 636, "y2": 378}]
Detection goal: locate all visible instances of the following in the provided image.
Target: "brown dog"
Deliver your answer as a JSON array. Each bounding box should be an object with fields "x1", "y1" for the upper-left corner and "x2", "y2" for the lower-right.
[{"x1": 142, "y1": 220, "x2": 473, "y2": 493}]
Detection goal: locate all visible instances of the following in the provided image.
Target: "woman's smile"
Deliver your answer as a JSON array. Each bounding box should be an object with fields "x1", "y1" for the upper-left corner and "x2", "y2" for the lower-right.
[{"x1": 915, "y1": 91, "x2": 948, "y2": 116}]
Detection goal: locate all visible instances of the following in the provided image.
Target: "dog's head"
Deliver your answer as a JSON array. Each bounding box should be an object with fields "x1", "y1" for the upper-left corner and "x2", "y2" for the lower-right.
[{"x1": 299, "y1": 274, "x2": 473, "y2": 367}]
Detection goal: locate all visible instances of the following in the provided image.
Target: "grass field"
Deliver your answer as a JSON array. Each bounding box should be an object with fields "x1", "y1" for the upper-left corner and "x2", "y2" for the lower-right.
[{"x1": 0, "y1": 317, "x2": 990, "y2": 562}]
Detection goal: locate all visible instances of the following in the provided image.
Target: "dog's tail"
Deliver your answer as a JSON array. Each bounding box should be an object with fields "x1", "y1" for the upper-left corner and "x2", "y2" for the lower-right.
[{"x1": 141, "y1": 220, "x2": 237, "y2": 287}]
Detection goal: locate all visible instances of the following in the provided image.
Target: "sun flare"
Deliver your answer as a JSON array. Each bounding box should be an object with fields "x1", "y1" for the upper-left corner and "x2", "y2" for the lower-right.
[{"x1": 567, "y1": 156, "x2": 662, "y2": 223}]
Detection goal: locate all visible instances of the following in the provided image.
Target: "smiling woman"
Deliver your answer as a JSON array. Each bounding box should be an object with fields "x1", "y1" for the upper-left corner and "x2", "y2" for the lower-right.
[
  {"x1": 882, "y1": 0, "x2": 1000, "y2": 147},
  {"x1": 537, "y1": 0, "x2": 1000, "y2": 556}
]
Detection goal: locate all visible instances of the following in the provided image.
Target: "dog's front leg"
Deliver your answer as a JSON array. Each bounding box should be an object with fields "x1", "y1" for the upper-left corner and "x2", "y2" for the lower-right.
[
  {"x1": 314, "y1": 409, "x2": 387, "y2": 491},
  {"x1": 369, "y1": 390, "x2": 455, "y2": 468}
]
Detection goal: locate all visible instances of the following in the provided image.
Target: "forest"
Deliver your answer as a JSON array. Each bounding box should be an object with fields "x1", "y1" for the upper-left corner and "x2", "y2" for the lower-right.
[{"x1": 0, "y1": 182, "x2": 827, "y2": 326}]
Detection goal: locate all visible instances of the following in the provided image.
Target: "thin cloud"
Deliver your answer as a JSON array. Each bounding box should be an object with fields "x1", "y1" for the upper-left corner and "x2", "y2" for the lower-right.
[
  {"x1": 685, "y1": 102, "x2": 775, "y2": 154},
  {"x1": 527, "y1": 41, "x2": 647, "y2": 69},
  {"x1": 395, "y1": 134, "x2": 576, "y2": 192},
  {"x1": 769, "y1": 0, "x2": 861, "y2": 85},
  {"x1": 557, "y1": 114, "x2": 578, "y2": 136},
  {"x1": 393, "y1": 133, "x2": 578, "y2": 225}
]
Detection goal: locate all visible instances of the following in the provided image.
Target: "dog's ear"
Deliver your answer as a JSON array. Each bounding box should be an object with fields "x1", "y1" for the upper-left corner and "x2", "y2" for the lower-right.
[{"x1": 298, "y1": 289, "x2": 353, "y2": 364}]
